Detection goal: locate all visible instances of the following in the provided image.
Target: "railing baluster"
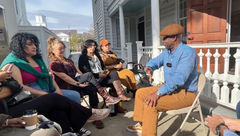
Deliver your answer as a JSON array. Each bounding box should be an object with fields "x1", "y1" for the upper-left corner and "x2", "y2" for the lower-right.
[
  {"x1": 213, "y1": 49, "x2": 220, "y2": 77},
  {"x1": 212, "y1": 49, "x2": 221, "y2": 101},
  {"x1": 198, "y1": 49, "x2": 204, "y2": 73},
  {"x1": 212, "y1": 80, "x2": 220, "y2": 100},
  {"x1": 234, "y1": 48, "x2": 240, "y2": 78},
  {"x1": 223, "y1": 48, "x2": 230, "y2": 76},
  {"x1": 231, "y1": 47, "x2": 240, "y2": 107},
  {"x1": 231, "y1": 84, "x2": 240, "y2": 107},
  {"x1": 221, "y1": 48, "x2": 231, "y2": 104},
  {"x1": 205, "y1": 49, "x2": 212, "y2": 77},
  {"x1": 221, "y1": 81, "x2": 230, "y2": 104}
]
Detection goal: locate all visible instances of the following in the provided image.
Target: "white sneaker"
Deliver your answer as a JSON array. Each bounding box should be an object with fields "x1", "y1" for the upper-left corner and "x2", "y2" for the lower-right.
[
  {"x1": 79, "y1": 128, "x2": 91, "y2": 136},
  {"x1": 88, "y1": 108, "x2": 110, "y2": 121},
  {"x1": 126, "y1": 122, "x2": 142, "y2": 133}
]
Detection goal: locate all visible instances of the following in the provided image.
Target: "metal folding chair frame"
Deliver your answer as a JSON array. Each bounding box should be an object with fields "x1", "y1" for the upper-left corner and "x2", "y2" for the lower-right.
[{"x1": 158, "y1": 73, "x2": 206, "y2": 136}]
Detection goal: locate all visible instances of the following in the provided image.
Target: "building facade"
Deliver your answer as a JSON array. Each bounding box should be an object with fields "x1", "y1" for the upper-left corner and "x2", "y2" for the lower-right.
[{"x1": 0, "y1": 0, "x2": 70, "y2": 64}]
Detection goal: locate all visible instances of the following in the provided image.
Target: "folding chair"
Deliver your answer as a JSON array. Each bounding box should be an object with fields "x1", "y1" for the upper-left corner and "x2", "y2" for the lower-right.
[
  {"x1": 158, "y1": 73, "x2": 206, "y2": 136},
  {"x1": 127, "y1": 54, "x2": 151, "y2": 86}
]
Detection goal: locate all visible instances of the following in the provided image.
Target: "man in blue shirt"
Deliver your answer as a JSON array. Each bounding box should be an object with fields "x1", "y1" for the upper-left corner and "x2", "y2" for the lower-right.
[{"x1": 127, "y1": 24, "x2": 199, "y2": 136}]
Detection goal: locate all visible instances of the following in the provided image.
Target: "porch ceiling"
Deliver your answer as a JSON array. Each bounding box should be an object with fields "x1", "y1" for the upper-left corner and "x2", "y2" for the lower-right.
[{"x1": 123, "y1": 0, "x2": 150, "y2": 13}]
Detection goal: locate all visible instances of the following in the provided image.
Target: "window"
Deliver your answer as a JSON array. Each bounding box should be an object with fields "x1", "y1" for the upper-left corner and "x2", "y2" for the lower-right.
[{"x1": 178, "y1": 0, "x2": 187, "y2": 43}]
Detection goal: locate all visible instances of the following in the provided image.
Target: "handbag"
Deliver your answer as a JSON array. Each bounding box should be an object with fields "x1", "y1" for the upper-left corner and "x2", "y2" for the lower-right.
[
  {"x1": 6, "y1": 90, "x2": 32, "y2": 107},
  {"x1": 0, "y1": 77, "x2": 32, "y2": 107}
]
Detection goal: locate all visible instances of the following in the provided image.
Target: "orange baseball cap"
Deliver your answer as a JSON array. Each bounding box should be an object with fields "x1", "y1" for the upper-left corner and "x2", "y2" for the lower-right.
[{"x1": 100, "y1": 40, "x2": 110, "y2": 46}]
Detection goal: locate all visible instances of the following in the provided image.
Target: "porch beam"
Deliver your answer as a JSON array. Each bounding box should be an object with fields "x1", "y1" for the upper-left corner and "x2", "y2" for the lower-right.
[
  {"x1": 151, "y1": 0, "x2": 160, "y2": 57},
  {"x1": 119, "y1": 5, "x2": 125, "y2": 58}
]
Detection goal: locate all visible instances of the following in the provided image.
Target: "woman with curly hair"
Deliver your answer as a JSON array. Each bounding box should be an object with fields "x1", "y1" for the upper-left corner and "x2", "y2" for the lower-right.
[{"x1": 0, "y1": 33, "x2": 80, "y2": 104}]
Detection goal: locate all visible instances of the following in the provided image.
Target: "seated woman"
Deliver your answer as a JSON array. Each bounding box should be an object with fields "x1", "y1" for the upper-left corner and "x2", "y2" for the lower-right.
[
  {"x1": 0, "y1": 66, "x2": 110, "y2": 135},
  {"x1": 47, "y1": 36, "x2": 120, "y2": 129},
  {"x1": 99, "y1": 40, "x2": 137, "y2": 96},
  {"x1": 78, "y1": 39, "x2": 131, "y2": 102},
  {"x1": 47, "y1": 36, "x2": 120, "y2": 106},
  {"x1": 0, "y1": 33, "x2": 80, "y2": 104}
]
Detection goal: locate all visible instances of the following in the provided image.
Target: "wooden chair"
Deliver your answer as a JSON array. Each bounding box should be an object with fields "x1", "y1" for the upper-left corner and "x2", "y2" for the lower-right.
[{"x1": 158, "y1": 73, "x2": 206, "y2": 136}]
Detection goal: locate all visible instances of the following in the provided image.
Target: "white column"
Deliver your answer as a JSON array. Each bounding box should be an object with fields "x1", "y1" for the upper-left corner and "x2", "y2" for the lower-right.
[
  {"x1": 151, "y1": 0, "x2": 161, "y2": 85},
  {"x1": 126, "y1": 42, "x2": 133, "y2": 63},
  {"x1": 136, "y1": 41, "x2": 143, "y2": 63},
  {"x1": 151, "y1": 0, "x2": 160, "y2": 58},
  {"x1": 119, "y1": 5, "x2": 126, "y2": 58}
]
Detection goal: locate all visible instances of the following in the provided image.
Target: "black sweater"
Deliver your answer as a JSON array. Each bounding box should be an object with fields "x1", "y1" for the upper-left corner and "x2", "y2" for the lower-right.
[{"x1": 78, "y1": 53, "x2": 105, "y2": 79}]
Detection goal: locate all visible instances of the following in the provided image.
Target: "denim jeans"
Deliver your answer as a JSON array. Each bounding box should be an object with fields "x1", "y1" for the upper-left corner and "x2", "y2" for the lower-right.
[
  {"x1": 237, "y1": 101, "x2": 240, "y2": 119},
  {"x1": 27, "y1": 82, "x2": 81, "y2": 104}
]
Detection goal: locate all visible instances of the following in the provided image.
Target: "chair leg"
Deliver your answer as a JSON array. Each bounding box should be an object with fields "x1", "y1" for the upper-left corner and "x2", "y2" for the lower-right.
[
  {"x1": 176, "y1": 109, "x2": 194, "y2": 135},
  {"x1": 82, "y1": 97, "x2": 90, "y2": 108},
  {"x1": 197, "y1": 101, "x2": 206, "y2": 135}
]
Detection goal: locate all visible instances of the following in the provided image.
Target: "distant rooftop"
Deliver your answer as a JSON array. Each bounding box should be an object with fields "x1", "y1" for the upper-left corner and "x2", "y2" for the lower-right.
[{"x1": 51, "y1": 29, "x2": 78, "y2": 36}]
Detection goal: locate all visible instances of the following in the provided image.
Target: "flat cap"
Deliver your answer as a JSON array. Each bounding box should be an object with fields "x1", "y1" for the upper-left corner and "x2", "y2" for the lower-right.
[{"x1": 160, "y1": 24, "x2": 184, "y2": 38}]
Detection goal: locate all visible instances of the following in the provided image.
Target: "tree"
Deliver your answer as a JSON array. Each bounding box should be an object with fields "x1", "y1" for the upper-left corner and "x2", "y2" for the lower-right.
[
  {"x1": 69, "y1": 25, "x2": 95, "y2": 52},
  {"x1": 69, "y1": 34, "x2": 84, "y2": 52}
]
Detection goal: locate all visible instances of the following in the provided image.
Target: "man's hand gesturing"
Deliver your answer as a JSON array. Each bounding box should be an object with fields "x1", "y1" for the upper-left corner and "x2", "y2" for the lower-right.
[{"x1": 144, "y1": 66, "x2": 153, "y2": 82}]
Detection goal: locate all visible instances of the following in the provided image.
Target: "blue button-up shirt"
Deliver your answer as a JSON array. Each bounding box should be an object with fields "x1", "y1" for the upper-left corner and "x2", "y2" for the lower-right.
[
  {"x1": 224, "y1": 129, "x2": 239, "y2": 136},
  {"x1": 146, "y1": 42, "x2": 198, "y2": 95}
]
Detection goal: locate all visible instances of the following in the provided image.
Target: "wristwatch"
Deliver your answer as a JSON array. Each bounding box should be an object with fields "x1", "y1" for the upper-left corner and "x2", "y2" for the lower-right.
[
  {"x1": 216, "y1": 123, "x2": 227, "y2": 136},
  {"x1": 156, "y1": 91, "x2": 161, "y2": 96}
]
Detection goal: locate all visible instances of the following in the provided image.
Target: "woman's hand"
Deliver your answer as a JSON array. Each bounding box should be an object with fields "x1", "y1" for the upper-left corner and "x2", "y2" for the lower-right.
[
  {"x1": 78, "y1": 82, "x2": 89, "y2": 88},
  {"x1": 0, "y1": 70, "x2": 12, "y2": 82},
  {"x1": 5, "y1": 117, "x2": 26, "y2": 127},
  {"x1": 54, "y1": 88, "x2": 63, "y2": 96},
  {"x1": 114, "y1": 63, "x2": 123, "y2": 69},
  {"x1": 99, "y1": 72, "x2": 108, "y2": 78}
]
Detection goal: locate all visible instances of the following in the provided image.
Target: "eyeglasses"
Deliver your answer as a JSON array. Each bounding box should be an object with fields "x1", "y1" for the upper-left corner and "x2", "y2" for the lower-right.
[
  {"x1": 88, "y1": 45, "x2": 97, "y2": 48},
  {"x1": 57, "y1": 47, "x2": 66, "y2": 50},
  {"x1": 163, "y1": 35, "x2": 176, "y2": 40},
  {"x1": 103, "y1": 44, "x2": 110, "y2": 47}
]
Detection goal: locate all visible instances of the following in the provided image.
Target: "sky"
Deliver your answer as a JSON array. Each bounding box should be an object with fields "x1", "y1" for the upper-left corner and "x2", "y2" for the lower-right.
[{"x1": 25, "y1": 0, "x2": 93, "y2": 33}]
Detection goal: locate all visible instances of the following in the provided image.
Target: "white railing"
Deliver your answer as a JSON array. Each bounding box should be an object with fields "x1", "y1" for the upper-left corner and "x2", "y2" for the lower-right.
[{"x1": 132, "y1": 41, "x2": 240, "y2": 110}]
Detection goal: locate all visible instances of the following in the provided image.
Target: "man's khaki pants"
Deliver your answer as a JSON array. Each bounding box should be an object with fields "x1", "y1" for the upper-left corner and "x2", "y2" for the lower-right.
[{"x1": 133, "y1": 85, "x2": 196, "y2": 136}]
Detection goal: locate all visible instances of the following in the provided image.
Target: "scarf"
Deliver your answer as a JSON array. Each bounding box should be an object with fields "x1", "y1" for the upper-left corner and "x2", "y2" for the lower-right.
[{"x1": 0, "y1": 52, "x2": 55, "y2": 92}]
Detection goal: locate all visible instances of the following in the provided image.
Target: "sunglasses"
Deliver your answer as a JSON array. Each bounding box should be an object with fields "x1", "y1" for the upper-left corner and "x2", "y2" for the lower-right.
[
  {"x1": 163, "y1": 35, "x2": 177, "y2": 40},
  {"x1": 103, "y1": 44, "x2": 110, "y2": 47},
  {"x1": 167, "y1": 63, "x2": 172, "y2": 67}
]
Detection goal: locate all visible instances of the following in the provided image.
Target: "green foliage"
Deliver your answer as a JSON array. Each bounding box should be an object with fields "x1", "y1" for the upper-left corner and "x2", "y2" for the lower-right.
[{"x1": 69, "y1": 26, "x2": 95, "y2": 52}]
